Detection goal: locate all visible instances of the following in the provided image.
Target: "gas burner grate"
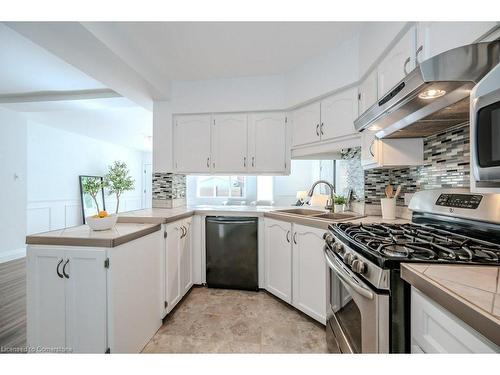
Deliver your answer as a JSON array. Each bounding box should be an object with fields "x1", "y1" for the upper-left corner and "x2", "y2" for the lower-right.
[{"x1": 334, "y1": 222, "x2": 500, "y2": 264}]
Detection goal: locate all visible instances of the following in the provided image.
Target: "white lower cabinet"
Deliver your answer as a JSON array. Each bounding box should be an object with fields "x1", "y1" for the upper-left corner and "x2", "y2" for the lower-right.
[
  {"x1": 292, "y1": 224, "x2": 327, "y2": 324},
  {"x1": 264, "y1": 218, "x2": 327, "y2": 324},
  {"x1": 27, "y1": 248, "x2": 107, "y2": 353},
  {"x1": 27, "y1": 231, "x2": 163, "y2": 353},
  {"x1": 264, "y1": 218, "x2": 293, "y2": 303},
  {"x1": 411, "y1": 287, "x2": 499, "y2": 353},
  {"x1": 163, "y1": 217, "x2": 194, "y2": 316}
]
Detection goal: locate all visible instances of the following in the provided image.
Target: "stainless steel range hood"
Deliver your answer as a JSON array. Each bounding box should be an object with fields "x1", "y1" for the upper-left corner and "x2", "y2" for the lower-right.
[{"x1": 354, "y1": 41, "x2": 500, "y2": 139}]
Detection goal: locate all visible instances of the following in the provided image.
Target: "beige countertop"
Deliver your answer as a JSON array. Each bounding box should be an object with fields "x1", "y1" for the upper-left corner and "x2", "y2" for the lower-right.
[
  {"x1": 118, "y1": 206, "x2": 410, "y2": 229},
  {"x1": 401, "y1": 263, "x2": 500, "y2": 347},
  {"x1": 26, "y1": 222, "x2": 161, "y2": 248}
]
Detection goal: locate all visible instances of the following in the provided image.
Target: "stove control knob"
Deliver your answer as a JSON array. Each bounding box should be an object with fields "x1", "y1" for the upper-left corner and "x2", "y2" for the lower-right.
[
  {"x1": 351, "y1": 259, "x2": 367, "y2": 275},
  {"x1": 323, "y1": 233, "x2": 335, "y2": 246},
  {"x1": 343, "y1": 253, "x2": 353, "y2": 265},
  {"x1": 333, "y1": 242, "x2": 345, "y2": 255}
]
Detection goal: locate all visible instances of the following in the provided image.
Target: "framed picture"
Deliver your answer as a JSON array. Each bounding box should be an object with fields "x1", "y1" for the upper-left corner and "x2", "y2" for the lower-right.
[{"x1": 79, "y1": 175, "x2": 106, "y2": 224}]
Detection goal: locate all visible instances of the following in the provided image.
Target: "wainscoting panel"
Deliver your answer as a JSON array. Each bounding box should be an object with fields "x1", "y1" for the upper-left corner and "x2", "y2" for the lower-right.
[
  {"x1": 27, "y1": 196, "x2": 145, "y2": 234},
  {"x1": 0, "y1": 257, "x2": 26, "y2": 350}
]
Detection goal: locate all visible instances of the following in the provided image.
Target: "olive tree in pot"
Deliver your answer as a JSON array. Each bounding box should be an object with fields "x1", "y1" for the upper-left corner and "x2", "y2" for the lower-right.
[
  {"x1": 104, "y1": 161, "x2": 135, "y2": 214},
  {"x1": 81, "y1": 177, "x2": 103, "y2": 214}
]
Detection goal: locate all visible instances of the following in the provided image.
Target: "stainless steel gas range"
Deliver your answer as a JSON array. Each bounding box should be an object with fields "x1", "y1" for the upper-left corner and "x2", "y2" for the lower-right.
[{"x1": 323, "y1": 188, "x2": 500, "y2": 354}]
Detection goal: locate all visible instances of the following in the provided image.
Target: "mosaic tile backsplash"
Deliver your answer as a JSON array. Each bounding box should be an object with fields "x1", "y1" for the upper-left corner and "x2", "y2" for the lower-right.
[
  {"x1": 152, "y1": 173, "x2": 186, "y2": 208},
  {"x1": 340, "y1": 147, "x2": 364, "y2": 200},
  {"x1": 364, "y1": 123, "x2": 470, "y2": 205}
]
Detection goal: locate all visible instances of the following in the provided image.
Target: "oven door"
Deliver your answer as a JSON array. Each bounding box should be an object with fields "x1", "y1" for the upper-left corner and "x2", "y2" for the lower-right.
[
  {"x1": 325, "y1": 247, "x2": 389, "y2": 353},
  {"x1": 471, "y1": 65, "x2": 500, "y2": 186}
]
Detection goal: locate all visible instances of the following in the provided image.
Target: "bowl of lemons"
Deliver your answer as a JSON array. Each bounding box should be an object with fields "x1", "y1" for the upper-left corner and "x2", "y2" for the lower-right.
[{"x1": 86, "y1": 211, "x2": 118, "y2": 231}]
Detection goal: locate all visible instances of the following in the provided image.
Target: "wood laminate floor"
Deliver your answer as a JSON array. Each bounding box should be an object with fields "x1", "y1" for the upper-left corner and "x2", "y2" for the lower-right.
[{"x1": 142, "y1": 286, "x2": 328, "y2": 353}]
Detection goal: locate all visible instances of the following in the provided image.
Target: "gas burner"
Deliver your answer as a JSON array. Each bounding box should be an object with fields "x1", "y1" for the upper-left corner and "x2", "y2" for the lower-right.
[{"x1": 333, "y1": 221, "x2": 500, "y2": 265}]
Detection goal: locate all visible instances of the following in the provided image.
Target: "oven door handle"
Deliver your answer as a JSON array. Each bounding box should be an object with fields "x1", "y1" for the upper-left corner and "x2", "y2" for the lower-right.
[{"x1": 324, "y1": 248, "x2": 374, "y2": 300}]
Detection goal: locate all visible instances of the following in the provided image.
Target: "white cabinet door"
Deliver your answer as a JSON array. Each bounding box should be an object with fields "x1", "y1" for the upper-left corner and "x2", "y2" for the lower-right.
[
  {"x1": 358, "y1": 70, "x2": 378, "y2": 115},
  {"x1": 292, "y1": 224, "x2": 327, "y2": 324},
  {"x1": 292, "y1": 102, "x2": 321, "y2": 147},
  {"x1": 27, "y1": 248, "x2": 67, "y2": 349},
  {"x1": 174, "y1": 115, "x2": 212, "y2": 173},
  {"x1": 65, "y1": 249, "x2": 107, "y2": 353},
  {"x1": 165, "y1": 222, "x2": 182, "y2": 312},
  {"x1": 320, "y1": 87, "x2": 358, "y2": 141},
  {"x1": 361, "y1": 128, "x2": 379, "y2": 168},
  {"x1": 411, "y1": 287, "x2": 499, "y2": 353},
  {"x1": 180, "y1": 218, "x2": 193, "y2": 296},
  {"x1": 212, "y1": 113, "x2": 248, "y2": 173},
  {"x1": 248, "y1": 112, "x2": 288, "y2": 173},
  {"x1": 264, "y1": 218, "x2": 292, "y2": 303},
  {"x1": 377, "y1": 26, "x2": 417, "y2": 99},
  {"x1": 416, "y1": 22, "x2": 498, "y2": 63},
  {"x1": 361, "y1": 130, "x2": 423, "y2": 170}
]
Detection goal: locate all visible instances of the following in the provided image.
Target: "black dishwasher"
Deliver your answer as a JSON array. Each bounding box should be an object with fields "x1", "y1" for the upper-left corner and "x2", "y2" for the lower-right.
[{"x1": 205, "y1": 216, "x2": 258, "y2": 291}]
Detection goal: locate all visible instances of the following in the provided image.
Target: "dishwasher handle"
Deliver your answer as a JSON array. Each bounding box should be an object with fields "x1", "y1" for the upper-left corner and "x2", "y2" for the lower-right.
[{"x1": 206, "y1": 216, "x2": 258, "y2": 225}]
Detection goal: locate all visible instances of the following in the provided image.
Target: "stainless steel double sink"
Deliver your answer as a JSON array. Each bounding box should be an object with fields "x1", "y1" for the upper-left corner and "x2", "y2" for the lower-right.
[{"x1": 272, "y1": 208, "x2": 361, "y2": 222}]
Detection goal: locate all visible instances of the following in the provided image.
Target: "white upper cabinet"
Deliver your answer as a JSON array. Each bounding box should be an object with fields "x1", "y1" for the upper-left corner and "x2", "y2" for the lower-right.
[
  {"x1": 361, "y1": 127, "x2": 424, "y2": 170},
  {"x1": 358, "y1": 70, "x2": 378, "y2": 115},
  {"x1": 248, "y1": 112, "x2": 288, "y2": 173},
  {"x1": 416, "y1": 22, "x2": 498, "y2": 63},
  {"x1": 292, "y1": 102, "x2": 321, "y2": 147},
  {"x1": 211, "y1": 114, "x2": 248, "y2": 173},
  {"x1": 377, "y1": 26, "x2": 417, "y2": 99},
  {"x1": 174, "y1": 114, "x2": 212, "y2": 173},
  {"x1": 320, "y1": 87, "x2": 358, "y2": 141}
]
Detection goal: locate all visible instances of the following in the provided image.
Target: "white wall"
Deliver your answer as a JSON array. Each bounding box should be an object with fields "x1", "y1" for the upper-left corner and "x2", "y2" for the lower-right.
[
  {"x1": 0, "y1": 108, "x2": 27, "y2": 260},
  {"x1": 284, "y1": 37, "x2": 359, "y2": 107},
  {"x1": 26, "y1": 121, "x2": 151, "y2": 234}
]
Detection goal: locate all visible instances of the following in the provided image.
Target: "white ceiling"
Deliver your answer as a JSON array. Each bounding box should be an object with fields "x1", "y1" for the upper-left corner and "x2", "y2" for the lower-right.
[
  {"x1": 0, "y1": 23, "x2": 105, "y2": 95},
  {"x1": 82, "y1": 22, "x2": 364, "y2": 82}
]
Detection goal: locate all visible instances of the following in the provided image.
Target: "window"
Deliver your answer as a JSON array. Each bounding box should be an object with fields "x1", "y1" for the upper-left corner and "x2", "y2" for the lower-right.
[{"x1": 196, "y1": 176, "x2": 246, "y2": 198}]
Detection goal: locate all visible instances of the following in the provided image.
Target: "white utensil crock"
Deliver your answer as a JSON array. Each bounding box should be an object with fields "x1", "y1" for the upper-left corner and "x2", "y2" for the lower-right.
[{"x1": 380, "y1": 198, "x2": 396, "y2": 220}]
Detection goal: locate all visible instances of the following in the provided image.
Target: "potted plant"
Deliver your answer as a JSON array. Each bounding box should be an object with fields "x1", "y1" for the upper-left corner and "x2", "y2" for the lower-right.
[
  {"x1": 333, "y1": 195, "x2": 347, "y2": 213},
  {"x1": 81, "y1": 176, "x2": 104, "y2": 214},
  {"x1": 104, "y1": 161, "x2": 135, "y2": 214}
]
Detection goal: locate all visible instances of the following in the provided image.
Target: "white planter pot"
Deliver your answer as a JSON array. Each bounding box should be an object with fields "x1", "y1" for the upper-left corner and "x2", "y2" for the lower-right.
[
  {"x1": 86, "y1": 214, "x2": 118, "y2": 231},
  {"x1": 334, "y1": 204, "x2": 345, "y2": 213}
]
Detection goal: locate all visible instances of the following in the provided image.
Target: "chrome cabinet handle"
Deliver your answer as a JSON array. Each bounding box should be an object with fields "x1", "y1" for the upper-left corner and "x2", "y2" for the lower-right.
[
  {"x1": 293, "y1": 232, "x2": 297, "y2": 244},
  {"x1": 206, "y1": 157, "x2": 210, "y2": 168},
  {"x1": 62, "y1": 259, "x2": 69, "y2": 279},
  {"x1": 416, "y1": 45, "x2": 423, "y2": 65},
  {"x1": 286, "y1": 230, "x2": 291, "y2": 243},
  {"x1": 180, "y1": 226, "x2": 186, "y2": 238},
  {"x1": 251, "y1": 156, "x2": 255, "y2": 167},
  {"x1": 316, "y1": 124, "x2": 320, "y2": 136},
  {"x1": 320, "y1": 122, "x2": 324, "y2": 135},
  {"x1": 403, "y1": 56, "x2": 411, "y2": 75},
  {"x1": 56, "y1": 259, "x2": 64, "y2": 279},
  {"x1": 243, "y1": 156, "x2": 247, "y2": 167},
  {"x1": 369, "y1": 140, "x2": 375, "y2": 157},
  {"x1": 324, "y1": 247, "x2": 373, "y2": 300}
]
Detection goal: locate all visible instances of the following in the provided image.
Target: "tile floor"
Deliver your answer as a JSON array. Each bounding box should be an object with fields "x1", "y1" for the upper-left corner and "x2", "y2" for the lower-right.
[{"x1": 142, "y1": 286, "x2": 328, "y2": 353}]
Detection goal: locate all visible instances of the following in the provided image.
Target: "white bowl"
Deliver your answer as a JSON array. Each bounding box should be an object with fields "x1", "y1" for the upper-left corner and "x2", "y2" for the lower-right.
[{"x1": 86, "y1": 214, "x2": 118, "y2": 231}]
